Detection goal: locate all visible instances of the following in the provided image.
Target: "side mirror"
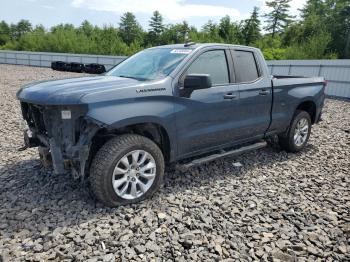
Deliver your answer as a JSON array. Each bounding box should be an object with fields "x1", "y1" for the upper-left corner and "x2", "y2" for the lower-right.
[{"x1": 184, "y1": 74, "x2": 212, "y2": 90}]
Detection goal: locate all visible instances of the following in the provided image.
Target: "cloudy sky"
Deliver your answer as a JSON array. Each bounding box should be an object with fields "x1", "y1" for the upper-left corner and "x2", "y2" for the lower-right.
[{"x1": 1, "y1": 0, "x2": 307, "y2": 29}]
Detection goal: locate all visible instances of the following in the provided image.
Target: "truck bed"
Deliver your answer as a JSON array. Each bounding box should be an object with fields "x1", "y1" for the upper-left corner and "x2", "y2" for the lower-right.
[{"x1": 267, "y1": 75, "x2": 326, "y2": 136}]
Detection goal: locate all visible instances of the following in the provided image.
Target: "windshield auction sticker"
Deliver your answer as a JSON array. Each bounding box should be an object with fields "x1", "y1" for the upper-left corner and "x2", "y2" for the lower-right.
[{"x1": 170, "y1": 49, "x2": 192, "y2": 54}]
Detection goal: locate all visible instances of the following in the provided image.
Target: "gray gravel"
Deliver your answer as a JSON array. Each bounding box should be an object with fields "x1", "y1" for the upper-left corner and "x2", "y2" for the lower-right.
[{"x1": 0, "y1": 64, "x2": 349, "y2": 261}]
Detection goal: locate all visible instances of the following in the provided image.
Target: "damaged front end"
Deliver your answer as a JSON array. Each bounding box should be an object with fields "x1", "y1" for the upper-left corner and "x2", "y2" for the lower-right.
[{"x1": 20, "y1": 102, "x2": 101, "y2": 178}]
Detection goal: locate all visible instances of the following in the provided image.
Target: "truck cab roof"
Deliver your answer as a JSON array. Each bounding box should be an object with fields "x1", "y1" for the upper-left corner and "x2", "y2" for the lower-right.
[{"x1": 151, "y1": 43, "x2": 260, "y2": 52}]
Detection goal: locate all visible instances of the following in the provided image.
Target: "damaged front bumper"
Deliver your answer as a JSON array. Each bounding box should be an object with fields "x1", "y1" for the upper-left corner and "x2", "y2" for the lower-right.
[{"x1": 20, "y1": 102, "x2": 101, "y2": 177}]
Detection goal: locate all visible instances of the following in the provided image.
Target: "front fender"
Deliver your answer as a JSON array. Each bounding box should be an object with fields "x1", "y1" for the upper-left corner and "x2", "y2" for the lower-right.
[{"x1": 86, "y1": 97, "x2": 178, "y2": 160}]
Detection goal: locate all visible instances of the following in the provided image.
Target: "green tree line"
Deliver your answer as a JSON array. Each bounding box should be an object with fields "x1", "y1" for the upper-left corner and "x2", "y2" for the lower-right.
[{"x1": 0, "y1": 0, "x2": 349, "y2": 59}]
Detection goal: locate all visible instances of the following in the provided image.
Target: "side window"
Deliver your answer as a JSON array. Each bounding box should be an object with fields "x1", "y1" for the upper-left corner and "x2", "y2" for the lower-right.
[
  {"x1": 232, "y1": 50, "x2": 259, "y2": 83},
  {"x1": 186, "y1": 50, "x2": 229, "y2": 85}
]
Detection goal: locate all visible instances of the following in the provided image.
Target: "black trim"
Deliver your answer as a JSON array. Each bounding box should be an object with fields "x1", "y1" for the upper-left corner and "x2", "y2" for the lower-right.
[
  {"x1": 230, "y1": 49, "x2": 262, "y2": 84},
  {"x1": 225, "y1": 49, "x2": 235, "y2": 83},
  {"x1": 273, "y1": 81, "x2": 324, "y2": 89},
  {"x1": 265, "y1": 78, "x2": 275, "y2": 136}
]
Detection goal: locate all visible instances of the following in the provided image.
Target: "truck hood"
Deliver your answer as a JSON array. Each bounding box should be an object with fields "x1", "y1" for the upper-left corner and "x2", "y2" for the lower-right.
[{"x1": 17, "y1": 75, "x2": 144, "y2": 105}]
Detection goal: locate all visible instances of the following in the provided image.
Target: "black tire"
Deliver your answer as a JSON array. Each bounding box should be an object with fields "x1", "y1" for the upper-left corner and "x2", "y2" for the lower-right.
[
  {"x1": 278, "y1": 110, "x2": 312, "y2": 153},
  {"x1": 89, "y1": 134, "x2": 164, "y2": 207}
]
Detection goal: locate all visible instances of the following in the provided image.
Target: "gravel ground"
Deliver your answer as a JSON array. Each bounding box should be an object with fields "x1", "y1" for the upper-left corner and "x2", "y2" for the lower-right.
[{"x1": 0, "y1": 64, "x2": 349, "y2": 261}]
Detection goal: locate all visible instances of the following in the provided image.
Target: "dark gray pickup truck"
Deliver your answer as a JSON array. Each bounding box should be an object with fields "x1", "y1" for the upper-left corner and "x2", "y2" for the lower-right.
[{"x1": 17, "y1": 43, "x2": 326, "y2": 206}]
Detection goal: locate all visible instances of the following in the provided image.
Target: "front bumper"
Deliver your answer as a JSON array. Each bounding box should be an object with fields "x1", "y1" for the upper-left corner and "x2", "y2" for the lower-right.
[
  {"x1": 23, "y1": 122, "x2": 99, "y2": 176},
  {"x1": 20, "y1": 102, "x2": 99, "y2": 176}
]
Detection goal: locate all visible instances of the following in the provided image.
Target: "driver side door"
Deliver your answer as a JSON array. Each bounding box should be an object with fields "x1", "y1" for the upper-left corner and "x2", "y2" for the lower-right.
[{"x1": 175, "y1": 48, "x2": 241, "y2": 158}]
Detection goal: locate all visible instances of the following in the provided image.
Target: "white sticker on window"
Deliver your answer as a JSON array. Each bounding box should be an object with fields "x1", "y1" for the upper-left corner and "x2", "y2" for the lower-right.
[{"x1": 170, "y1": 49, "x2": 192, "y2": 54}]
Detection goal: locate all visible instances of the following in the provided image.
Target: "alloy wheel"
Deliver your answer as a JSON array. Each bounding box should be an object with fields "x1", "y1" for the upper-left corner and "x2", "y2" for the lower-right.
[
  {"x1": 294, "y1": 118, "x2": 309, "y2": 147},
  {"x1": 112, "y1": 150, "x2": 156, "y2": 200}
]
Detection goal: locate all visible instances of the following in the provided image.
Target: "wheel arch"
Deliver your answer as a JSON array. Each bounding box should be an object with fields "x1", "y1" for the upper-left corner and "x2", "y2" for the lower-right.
[
  {"x1": 295, "y1": 100, "x2": 317, "y2": 124},
  {"x1": 90, "y1": 120, "x2": 173, "y2": 164}
]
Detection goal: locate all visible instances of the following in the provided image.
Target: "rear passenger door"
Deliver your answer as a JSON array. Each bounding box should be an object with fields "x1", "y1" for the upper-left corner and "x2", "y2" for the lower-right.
[{"x1": 231, "y1": 49, "x2": 272, "y2": 138}]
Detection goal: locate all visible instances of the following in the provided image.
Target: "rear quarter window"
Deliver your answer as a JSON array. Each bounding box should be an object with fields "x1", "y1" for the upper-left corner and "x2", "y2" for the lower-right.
[{"x1": 232, "y1": 50, "x2": 260, "y2": 83}]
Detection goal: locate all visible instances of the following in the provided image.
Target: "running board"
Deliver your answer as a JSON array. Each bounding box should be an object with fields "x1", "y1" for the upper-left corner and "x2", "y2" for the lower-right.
[{"x1": 180, "y1": 141, "x2": 267, "y2": 169}]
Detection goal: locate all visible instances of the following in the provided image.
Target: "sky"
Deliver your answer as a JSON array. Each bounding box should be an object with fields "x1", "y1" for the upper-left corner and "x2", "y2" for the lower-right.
[{"x1": 0, "y1": 0, "x2": 307, "y2": 30}]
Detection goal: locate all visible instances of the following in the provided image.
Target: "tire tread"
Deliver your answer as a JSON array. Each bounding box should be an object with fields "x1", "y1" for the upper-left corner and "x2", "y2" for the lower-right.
[
  {"x1": 89, "y1": 134, "x2": 164, "y2": 207},
  {"x1": 278, "y1": 110, "x2": 312, "y2": 153}
]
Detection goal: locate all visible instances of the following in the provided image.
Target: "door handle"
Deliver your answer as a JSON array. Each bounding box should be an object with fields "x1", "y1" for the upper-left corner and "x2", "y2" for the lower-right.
[
  {"x1": 259, "y1": 89, "x2": 270, "y2": 95},
  {"x1": 224, "y1": 93, "x2": 237, "y2": 99}
]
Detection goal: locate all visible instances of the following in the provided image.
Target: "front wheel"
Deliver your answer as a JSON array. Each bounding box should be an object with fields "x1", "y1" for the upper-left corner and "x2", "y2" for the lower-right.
[
  {"x1": 279, "y1": 110, "x2": 312, "y2": 152},
  {"x1": 89, "y1": 134, "x2": 164, "y2": 207}
]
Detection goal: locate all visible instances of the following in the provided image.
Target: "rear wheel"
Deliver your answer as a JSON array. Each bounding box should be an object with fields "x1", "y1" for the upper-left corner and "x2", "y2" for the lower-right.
[
  {"x1": 90, "y1": 134, "x2": 164, "y2": 207},
  {"x1": 279, "y1": 110, "x2": 311, "y2": 152}
]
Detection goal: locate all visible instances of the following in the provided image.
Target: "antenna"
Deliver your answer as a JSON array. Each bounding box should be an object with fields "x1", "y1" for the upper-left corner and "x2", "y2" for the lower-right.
[{"x1": 184, "y1": 41, "x2": 196, "y2": 47}]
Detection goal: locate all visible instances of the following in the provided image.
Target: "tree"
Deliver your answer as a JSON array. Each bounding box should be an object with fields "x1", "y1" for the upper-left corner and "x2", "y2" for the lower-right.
[
  {"x1": 149, "y1": 11, "x2": 164, "y2": 36},
  {"x1": 218, "y1": 16, "x2": 241, "y2": 43},
  {"x1": 284, "y1": 32, "x2": 333, "y2": 59},
  {"x1": 10, "y1": 19, "x2": 32, "y2": 40},
  {"x1": 118, "y1": 12, "x2": 143, "y2": 45},
  {"x1": 202, "y1": 20, "x2": 221, "y2": 42},
  {"x1": 294, "y1": 0, "x2": 350, "y2": 58},
  {"x1": 33, "y1": 24, "x2": 45, "y2": 33},
  {"x1": 161, "y1": 23, "x2": 185, "y2": 44},
  {"x1": 94, "y1": 26, "x2": 130, "y2": 55},
  {"x1": 264, "y1": 0, "x2": 294, "y2": 38},
  {"x1": 242, "y1": 7, "x2": 261, "y2": 45},
  {"x1": 79, "y1": 20, "x2": 94, "y2": 37},
  {"x1": 180, "y1": 21, "x2": 190, "y2": 42},
  {"x1": 0, "y1": 5, "x2": 347, "y2": 59},
  {"x1": 51, "y1": 23, "x2": 75, "y2": 33},
  {"x1": 282, "y1": 0, "x2": 327, "y2": 47},
  {"x1": 325, "y1": 0, "x2": 350, "y2": 58},
  {"x1": 160, "y1": 21, "x2": 195, "y2": 43},
  {"x1": 148, "y1": 11, "x2": 164, "y2": 45},
  {"x1": 0, "y1": 21, "x2": 10, "y2": 45},
  {"x1": 16, "y1": 20, "x2": 32, "y2": 37},
  {"x1": 342, "y1": 5, "x2": 350, "y2": 57},
  {"x1": 218, "y1": 16, "x2": 231, "y2": 41},
  {"x1": 300, "y1": 0, "x2": 326, "y2": 18}
]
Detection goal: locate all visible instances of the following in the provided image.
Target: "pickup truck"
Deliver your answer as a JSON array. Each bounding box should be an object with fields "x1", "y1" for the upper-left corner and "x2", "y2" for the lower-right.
[{"x1": 17, "y1": 43, "x2": 326, "y2": 207}]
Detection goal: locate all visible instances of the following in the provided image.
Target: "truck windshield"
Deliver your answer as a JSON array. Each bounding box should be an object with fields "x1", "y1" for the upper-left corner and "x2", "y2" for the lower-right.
[{"x1": 107, "y1": 48, "x2": 192, "y2": 81}]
